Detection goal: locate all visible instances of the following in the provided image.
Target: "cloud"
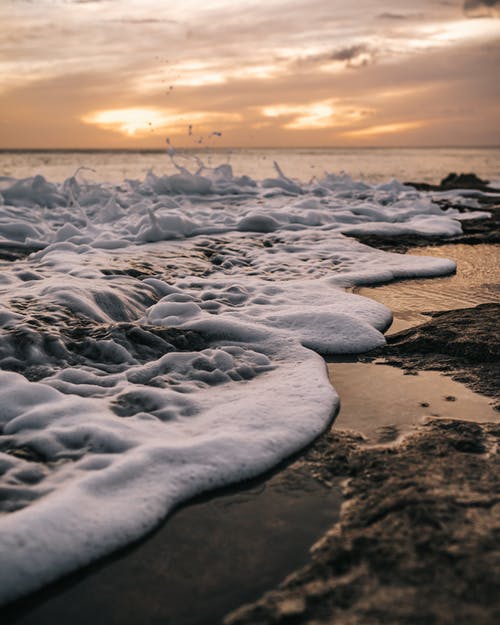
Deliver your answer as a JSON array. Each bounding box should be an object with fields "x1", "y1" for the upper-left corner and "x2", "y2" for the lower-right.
[
  {"x1": 1, "y1": 0, "x2": 499, "y2": 148},
  {"x1": 464, "y1": 0, "x2": 500, "y2": 16},
  {"x1": 110, "y1": 18, "x2": 180, "y2": 25},
  {"x1": 329, "y1": 44, "x2": 370, "y2": 62},
  {"x1": 342, "y1": 120, "x2": 428, "y2": 138},
  {"x1": 465, "y1": 0, "x2": 499, "y2": 7},
  {"x1": 325, "y1": 44, "x2": 375, "y2": 69},
  {"x1": 297, "y1": 44, "x2": 374, "y2": 70},
  {"x1": 377, "y1": 13, "x2": 408, "y2": 20},
  {"x1": 261, "y1": 100, "x2": 373, "y2": 130}
]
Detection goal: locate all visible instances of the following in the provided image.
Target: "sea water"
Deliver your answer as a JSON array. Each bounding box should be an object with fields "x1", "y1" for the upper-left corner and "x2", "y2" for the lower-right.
[
  {"x1": 1, "y1": 147, "x2": 499, "y2": 185},
  {"x1": 0, "y1": 149, "x2": 498, "y2": 604}
]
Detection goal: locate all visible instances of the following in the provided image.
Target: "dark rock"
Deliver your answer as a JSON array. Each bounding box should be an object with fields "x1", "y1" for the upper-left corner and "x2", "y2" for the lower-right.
[
  {"x1": 440, "y1": 172, "x2": 491, "y2": 190},
  {"x1": 0, "y1": 321, "x2": 208, "y2": 381},
  {"x1": 366, "y1": 303, "x2": 500, "y2": 406},
  {"x1": 224, "y1": 298, "x2": 500, "y2": 625},
  {"x1": 405, "y1": 171, "x2": 500, "y2": 194},
  {"x1": 352, "y1": 175, "x2": 500, "y2": 252},
  {"x1": 352, "y1": 203, "x2": 500, "y2": 252},
  {"x1": 0, "y1": 244, "x2": 43, "y2": 262},
  {"x1": 70, "y1": 323, "x2": 208, "y2": 363}
]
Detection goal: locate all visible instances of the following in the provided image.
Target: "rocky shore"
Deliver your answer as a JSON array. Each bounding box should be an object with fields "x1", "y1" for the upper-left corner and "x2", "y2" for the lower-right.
[
  {"x1": 355, "y1": 173, "x2": 500, "y2": 252},
  {"x1": 368, "y1": 303, "x2": 500, "y2": 409},
  {"x1": 223, "y1": 176, "x2": 500, "y2": 625},
  {"x1": 225, "y1": 298, "x2": 500, "y2": 625}
]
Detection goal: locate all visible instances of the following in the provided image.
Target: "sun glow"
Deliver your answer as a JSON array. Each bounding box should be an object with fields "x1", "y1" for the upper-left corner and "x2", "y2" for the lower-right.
[
  {"x1": 82, "y1": 107, "x2": 241, "y2": 137},
  {"x1": 342, "y1": 121, "x2": 427, "y2": 138},
  {"x1": 82, "y1": 108, "x2": 177, "y2": 136},
  {"x1": 262, "y1": 101, "x2": 372, "y2": 130}
]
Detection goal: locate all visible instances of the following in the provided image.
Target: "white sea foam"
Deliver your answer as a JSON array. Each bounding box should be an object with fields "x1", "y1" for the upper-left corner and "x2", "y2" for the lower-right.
[{"x1": 0, "y1": 160, "x2": 488, "y2": 604}]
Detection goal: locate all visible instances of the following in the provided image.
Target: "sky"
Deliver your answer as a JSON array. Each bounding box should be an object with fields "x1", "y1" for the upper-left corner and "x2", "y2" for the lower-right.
[{"x1": 0, "y1": 0, "x2": 499, "y2": 149}]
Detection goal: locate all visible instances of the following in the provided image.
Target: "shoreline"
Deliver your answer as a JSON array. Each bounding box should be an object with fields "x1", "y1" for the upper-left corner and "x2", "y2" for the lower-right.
[
  {"x1": 1, "y1": 175, "x2": 499, "y2": 624},
  {"x1": 2, "y1": 451, "x2": 342, "y2": 625},
  {"x1": 224, "y1": 185, "x2": 500, "y2": 625},
  {"x1": 6, "y1": 297, "x2": 496, "y2": 625},
  {"x1": 4, "y1": 262, "x2": 499, "y2": 624}
]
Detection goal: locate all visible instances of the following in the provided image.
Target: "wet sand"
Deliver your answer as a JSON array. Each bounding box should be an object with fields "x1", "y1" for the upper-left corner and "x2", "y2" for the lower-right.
[
  {"x1": 226, "y1": 418, "x2": 500, "y2": 625},
  {"x1": 328, "y1": 360, "x2": 497, "y2": 440},
  {"x1": 355, "y1": 243, "x2": 500, "y2": 334}
]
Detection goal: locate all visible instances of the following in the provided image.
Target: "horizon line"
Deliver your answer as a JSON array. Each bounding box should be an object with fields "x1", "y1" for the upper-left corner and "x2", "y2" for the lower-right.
[{"x1": 1, "y1": 145, "x2": 499, "y2": 153}]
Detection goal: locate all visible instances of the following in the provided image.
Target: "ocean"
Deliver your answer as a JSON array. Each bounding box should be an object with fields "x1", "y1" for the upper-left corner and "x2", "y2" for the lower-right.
[
  {"x1": 1, "y1": 147, "x2": 499, "y2": 184},
  {"x1": 0, "y1": 145, "x2": 498, "y2": 604}
]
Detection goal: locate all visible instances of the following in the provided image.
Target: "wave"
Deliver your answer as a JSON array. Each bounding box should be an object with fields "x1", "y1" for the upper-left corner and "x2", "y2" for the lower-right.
[{"x1": 0, "y1": 160, "x2": 478, "y2": 603}]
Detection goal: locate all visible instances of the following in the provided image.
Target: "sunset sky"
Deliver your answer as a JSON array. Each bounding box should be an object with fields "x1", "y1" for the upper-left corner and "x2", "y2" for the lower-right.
[{"x1": 1, "y1": 0, "x2": 499, "y2": 149}]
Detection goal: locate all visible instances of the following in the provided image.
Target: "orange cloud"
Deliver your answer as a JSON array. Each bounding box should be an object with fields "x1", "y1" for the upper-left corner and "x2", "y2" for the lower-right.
[
  {"x1": 82, "y1": 107, "x2": 241, "y2": 137},
  {"x1": 342, "y1": 120, "x2": 428, "y2": 138},
  {"x1": 261, "y1": 101, "x2": 373, "y2": 130}
]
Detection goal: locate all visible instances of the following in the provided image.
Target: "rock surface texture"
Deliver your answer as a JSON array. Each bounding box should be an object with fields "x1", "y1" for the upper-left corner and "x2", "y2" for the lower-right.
[
  {"x1": 371, "y1": 303, "x2": 500, "y2": 407},
  {"x1": 225, "y1": 294, "x2": 500, "y2": 625},
  {"x1": 225, "y1": 419, "x2": 500, "y2": 625}
]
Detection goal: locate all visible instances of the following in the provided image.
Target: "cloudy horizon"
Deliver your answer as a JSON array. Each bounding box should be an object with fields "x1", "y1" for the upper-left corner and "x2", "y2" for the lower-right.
[{"x1": 1, "y1": 0, "x2": 499, "y2": 149}]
